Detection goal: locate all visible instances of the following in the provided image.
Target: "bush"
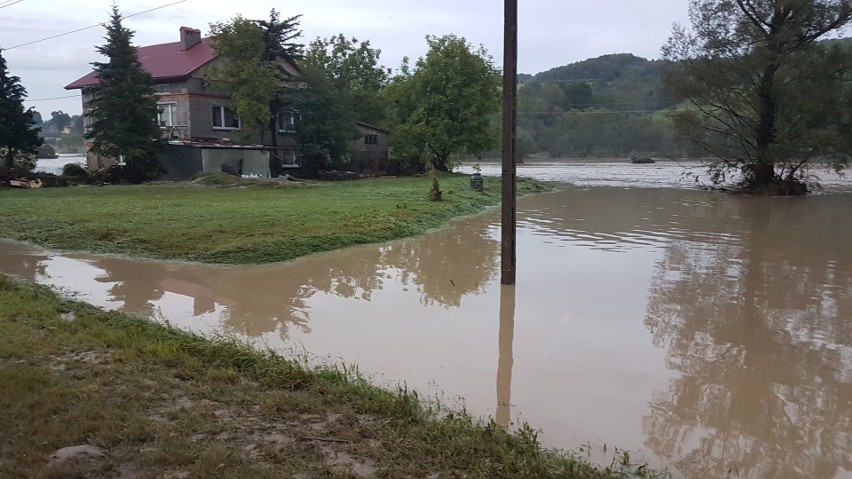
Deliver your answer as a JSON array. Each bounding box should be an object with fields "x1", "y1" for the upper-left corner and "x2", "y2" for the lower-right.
[
  {"x1": 0, "y1": 150, "x2": 36, "y2": 179},
  {"x1": 62, "y1": 163, "x2": 89, "y2": 178},
  {"x1": 37, "y1": 144, "x2": 57, "y2": 159}
]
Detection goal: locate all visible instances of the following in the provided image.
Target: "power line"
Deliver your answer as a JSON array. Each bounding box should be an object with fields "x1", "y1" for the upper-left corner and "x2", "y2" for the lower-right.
[
  {"x1": 4, "y1": 0, "x2": 188, "y2": 51},
  {"x1": 0, "y1": 0, "x2": 26, "y2": 10},
  {"x1": 25, "y1": 94, "x2": 78, "y2": 102}
]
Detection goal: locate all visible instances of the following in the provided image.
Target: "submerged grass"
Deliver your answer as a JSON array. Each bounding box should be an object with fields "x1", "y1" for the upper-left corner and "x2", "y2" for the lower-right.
[
  {"x1": 0, "y1": 173, "x2": 550, "y2": 264},
  {"x1": 0, "y1": 276, "x2": 668, "y2": 478}
]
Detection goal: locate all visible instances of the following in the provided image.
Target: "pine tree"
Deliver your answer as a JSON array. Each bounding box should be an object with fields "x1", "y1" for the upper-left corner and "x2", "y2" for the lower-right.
[
  {"x1": 85, "y1": 5, "x2": 163, "y2": 181},
  {"x1": 0, "y1": 49, "x2": 42, "y2": 172}
]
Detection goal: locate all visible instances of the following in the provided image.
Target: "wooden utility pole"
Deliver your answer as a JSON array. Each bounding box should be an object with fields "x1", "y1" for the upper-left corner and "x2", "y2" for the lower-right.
[{"x1": 501, "y1": 0, "x2": 518, "y2": 285}]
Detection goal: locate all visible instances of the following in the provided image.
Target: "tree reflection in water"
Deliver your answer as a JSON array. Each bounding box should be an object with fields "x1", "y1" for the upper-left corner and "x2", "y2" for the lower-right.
[
  {"x1": 0, "y1": 244, "x2": 48, "y2": 281},
  {"x1": 643, "y1": 196, "x2": 852, "y2": 479},
  {"x1": 37, "y1": 212, "x2": 499, "y2": 340}
]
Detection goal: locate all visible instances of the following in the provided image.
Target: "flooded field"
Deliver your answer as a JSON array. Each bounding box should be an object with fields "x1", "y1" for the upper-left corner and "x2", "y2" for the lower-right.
[
  {"x1": 33, "y1": 154, "x2": 86, "y2": 175},
  {"x1": 2, "y1": 161, "x2": 851, "y2": 478}
]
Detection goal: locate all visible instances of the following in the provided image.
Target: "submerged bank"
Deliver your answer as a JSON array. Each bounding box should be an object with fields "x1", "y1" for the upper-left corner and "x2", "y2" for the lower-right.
[
  {"x1": 0, "y1": 276, "x2": 666, "y2": 478},
  {"x1": 0, "y1": 173, "x2": 549, "y2": 264}
]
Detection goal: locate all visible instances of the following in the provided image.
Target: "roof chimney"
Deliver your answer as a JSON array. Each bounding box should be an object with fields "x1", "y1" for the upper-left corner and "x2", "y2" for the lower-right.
[{"x1": 180, "y1": 26, "x2": 201, "y2": 51}]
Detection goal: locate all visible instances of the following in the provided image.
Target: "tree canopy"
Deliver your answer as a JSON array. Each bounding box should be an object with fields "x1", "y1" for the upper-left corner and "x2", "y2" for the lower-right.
[
  {"x1": 294, "y1": 35, "x2": 388, "y2": 174},
  {"x1": 209, "y1": 16, "x2": 280, "y2": 143},
  {"x1": 0, "y1": 48, "x2": 42, "y2": 172},
  {"x1": 85, "y1": 5, "x2": 163, "y2": 181},
  {"x1": 387, "y1": 35, "x2": 500, "y2": 171},
  {"x1": 209, "y1": 10, "x2": 302, "y2": 176},
  {"x1": 663, "y1": 0, "x2": 852, "y2": 194}
]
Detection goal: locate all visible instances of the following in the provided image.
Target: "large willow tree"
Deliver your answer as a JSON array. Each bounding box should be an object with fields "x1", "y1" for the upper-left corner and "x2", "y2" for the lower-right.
[{"x1": 663, "y1": 0, "x2": 852, "y2": 194}]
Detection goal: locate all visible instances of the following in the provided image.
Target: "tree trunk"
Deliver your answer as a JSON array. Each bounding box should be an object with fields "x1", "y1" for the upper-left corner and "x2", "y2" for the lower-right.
[
  {"x1": 433, "y1": 152, "x2": 450, "y2": 172},
  {"x1": 753, "y1": 65, "x2": 779, "y2": 188}
]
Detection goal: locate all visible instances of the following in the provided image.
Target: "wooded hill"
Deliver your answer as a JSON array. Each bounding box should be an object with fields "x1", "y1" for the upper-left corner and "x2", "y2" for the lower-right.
[{"x1": 516, "y1": 37, "x2": 852, "y2": 159}]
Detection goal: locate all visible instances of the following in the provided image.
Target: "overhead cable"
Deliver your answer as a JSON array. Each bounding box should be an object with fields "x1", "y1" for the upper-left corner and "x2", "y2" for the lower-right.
[{"x1": 4, "y1": 0, "x2": 188, "y2": 50}]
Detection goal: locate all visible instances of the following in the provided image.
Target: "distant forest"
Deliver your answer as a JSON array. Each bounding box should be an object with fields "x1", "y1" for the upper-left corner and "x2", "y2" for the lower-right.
[{"x1": 512, "y1": 37, "x2": 852, "y2": 159}]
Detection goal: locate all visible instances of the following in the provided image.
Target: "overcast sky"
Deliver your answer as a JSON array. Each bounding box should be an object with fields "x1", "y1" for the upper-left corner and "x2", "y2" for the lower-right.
[{"x1": 0, "y1": 0, "x2": 692, "y2": 115}]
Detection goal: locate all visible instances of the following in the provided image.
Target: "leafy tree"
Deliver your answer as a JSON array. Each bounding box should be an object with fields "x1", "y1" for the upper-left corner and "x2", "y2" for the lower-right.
[
  {"x1": 560, "y1": 82, "x2": 594, "y2": 109},
  {"x1": 0, "y1": 48, "x2": 42, "y2": 172},
  {"x1": 387, "y1": 35, "x2": 500, "y2": 171},
  {"x1": 294, "y1": 35, "x2": 388, "y2": 174},
  {"x1": 31, "y1": 110, "x2": 43, "y2": 126},
  {"x1": 49, "y1": 110, "x2": 71, "y2": 132},
  {"x1": 663, "y1": 0, "x2": 852, "y2": 194},
  {"x1": 210, "y1": 10, "x2": 302, "y2": 176},
  {"x1": 293, "y1": 65, "x2": 356, "y2": 175},
  {"x1": 209, "y1": 16, "x2": 278, "y2": 142},
  {"x1": 85, "y1": 6, "x2": 163, "y2": 181},
  {"x1": 304, "y1": 35, "x2": 389, "y2": 126},
  {"x1": 69, "y1": 115, "x2": 84, "y2": 135}
]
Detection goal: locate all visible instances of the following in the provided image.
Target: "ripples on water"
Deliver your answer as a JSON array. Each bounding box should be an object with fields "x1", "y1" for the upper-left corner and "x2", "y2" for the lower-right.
[
  {"x1": 5, "y1": 160, "x2": 852, "y2": 479},
  {"x1": 458, "y1": 159, "x2": 852, "y2": 192}
]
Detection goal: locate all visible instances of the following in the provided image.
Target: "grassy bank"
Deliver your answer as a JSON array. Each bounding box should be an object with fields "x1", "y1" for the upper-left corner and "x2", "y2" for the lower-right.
[
  {"x1": 0, "y1": 173, "x2": 548, "y2": 264},
  {"x1": 0, "y1": 276, "x2": 666, "y2": 478}
]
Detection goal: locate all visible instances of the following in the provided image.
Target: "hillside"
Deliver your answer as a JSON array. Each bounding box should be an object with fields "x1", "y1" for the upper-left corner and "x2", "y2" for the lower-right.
[
  {"x1": 514, "y1": 37, "x2": 851, "y2": 159},
  {"x1": 516, "y1": 54, "x2": 682, "y2": 158}
]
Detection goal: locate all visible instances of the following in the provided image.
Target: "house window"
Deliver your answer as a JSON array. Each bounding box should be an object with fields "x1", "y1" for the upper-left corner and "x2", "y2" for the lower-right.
[
  {"x1": 157, "y1": 103, "x2": 176, "y2": 127},
  {"x1": 278, "y1": 111, "x2": 300, "y2": 132},
  {"x1": 213, "y1": 105, "x2": 240, "y2": 129},
  {"x1": 364, "y1": 134, "x2": 379, "y2": 145},
  {"x1": 153, "y1": 84, "x2": 173, "y2": 94}
]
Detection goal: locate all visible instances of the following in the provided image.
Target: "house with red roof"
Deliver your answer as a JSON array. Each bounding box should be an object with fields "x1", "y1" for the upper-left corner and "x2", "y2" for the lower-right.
[{"x1": 65, "y1": 27, "x2": 302, "y2": 177}]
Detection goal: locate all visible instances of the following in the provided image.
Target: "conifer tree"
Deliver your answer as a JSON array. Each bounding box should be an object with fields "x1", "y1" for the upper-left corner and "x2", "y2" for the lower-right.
[
  {"x1": 85, "y1": 6, "x2": 163, "y2": 181},
  {"x1": 0, "y1": 49, "x2": 42, "y2": 171}
]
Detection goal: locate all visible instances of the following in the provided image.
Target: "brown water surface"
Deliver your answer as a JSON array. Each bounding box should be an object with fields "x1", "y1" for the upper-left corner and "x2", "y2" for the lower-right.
[{"x1": 1, "y1": 181, "x2": 850, "y2": 478}]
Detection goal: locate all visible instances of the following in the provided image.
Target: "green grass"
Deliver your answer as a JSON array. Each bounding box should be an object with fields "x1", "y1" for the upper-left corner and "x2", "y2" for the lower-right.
[
  {"x1": 0, "y1": 276, "x2": 669, "y2": 478},
  {"x1": 0, "y1": 173, "x2": 550, "y2": 264}
]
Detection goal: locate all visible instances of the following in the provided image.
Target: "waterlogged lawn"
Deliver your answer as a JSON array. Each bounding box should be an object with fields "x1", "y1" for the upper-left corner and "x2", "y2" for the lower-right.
[
  {"x1": 0, "y1": 174, "x2": 549, "y2": 264},
  {"x1": 0, "y1": 277, "x2": 668, "y2": 478}
]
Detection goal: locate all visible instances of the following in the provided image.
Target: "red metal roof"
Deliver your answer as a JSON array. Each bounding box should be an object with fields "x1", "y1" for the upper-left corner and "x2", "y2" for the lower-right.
[{"x1": 65, "y1": 37, "x2": 217, "y2": 90}]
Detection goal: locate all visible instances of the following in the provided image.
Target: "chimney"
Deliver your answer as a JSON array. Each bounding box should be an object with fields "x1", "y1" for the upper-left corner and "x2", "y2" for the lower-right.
[{"x1": 180, "y1": 26, "x2": 201, "y2": 51}]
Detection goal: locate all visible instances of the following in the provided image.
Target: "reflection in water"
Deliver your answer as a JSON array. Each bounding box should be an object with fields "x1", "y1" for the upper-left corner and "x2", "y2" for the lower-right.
[
  {"x1": 643, "y1": 196, "x2": 852, "y2": 479},
  {"x1": 0, "y1": 212, "x2": 499, "y2": 341},
  {"x1": 0, "y1": 245, "x2": 48, "y2": 280},
  {"x1": 496, "y1": 284, "x2": 516, "y2": 427},
  {"x1": 2, "y1": 182, "x2": 851, "y2": 479}
]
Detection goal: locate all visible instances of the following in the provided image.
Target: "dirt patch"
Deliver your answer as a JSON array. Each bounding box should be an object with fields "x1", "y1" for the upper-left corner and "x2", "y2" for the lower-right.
[{"x1": 49, "y1": 444, "x2": 106, "y2": 461}]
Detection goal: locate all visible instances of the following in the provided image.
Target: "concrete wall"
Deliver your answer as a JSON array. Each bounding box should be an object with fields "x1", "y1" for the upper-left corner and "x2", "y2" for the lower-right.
[
  {"x1": 158, "y1": 144, "x2": 203, "y2": 180},
  {"x1": 201, "y1": 148, "x2": 270, "y2": 177},
  {"x1": 157, "y1": 145, "x2": 273, "y2": 180}
]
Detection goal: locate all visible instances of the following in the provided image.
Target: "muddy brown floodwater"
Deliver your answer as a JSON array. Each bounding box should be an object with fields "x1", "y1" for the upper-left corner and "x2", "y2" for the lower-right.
[{"x1": 2, "y1": 162, "x2": 851, "y2": 478}]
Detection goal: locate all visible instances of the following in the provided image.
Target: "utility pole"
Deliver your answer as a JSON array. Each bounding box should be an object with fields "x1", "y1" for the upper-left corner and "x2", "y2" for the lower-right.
[{"x1": 501, "y1": 0, "x2": 518, "y2": 285}]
